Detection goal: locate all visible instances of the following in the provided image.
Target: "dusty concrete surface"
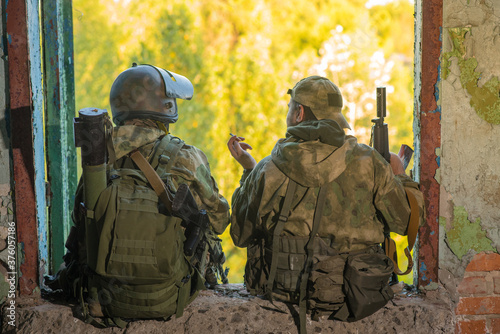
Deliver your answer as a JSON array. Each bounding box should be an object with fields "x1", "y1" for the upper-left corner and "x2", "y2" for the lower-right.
[{"x1": 1, "y1": 284, "x2": 455, "y2": 334}]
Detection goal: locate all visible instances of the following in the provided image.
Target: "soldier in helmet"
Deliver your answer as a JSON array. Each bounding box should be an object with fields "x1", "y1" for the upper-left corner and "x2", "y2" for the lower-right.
[
  {"x1": 108, "y1": 64, "x2": 230, "y2": 279},
  {"x1": 107, "y1": 64, "x2": 229, "y2": 237},
  {"x1": 47, "y1": 64, "x2": 230, "y2": 316},
  {"x1": 227, "y1": 76, "x2": 424, "y2": 325}
]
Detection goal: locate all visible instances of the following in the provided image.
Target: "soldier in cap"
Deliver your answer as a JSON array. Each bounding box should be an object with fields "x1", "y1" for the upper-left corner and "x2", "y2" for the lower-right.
[{"x1": 227, "y1": 76, "x2": 424, "y2": 320}]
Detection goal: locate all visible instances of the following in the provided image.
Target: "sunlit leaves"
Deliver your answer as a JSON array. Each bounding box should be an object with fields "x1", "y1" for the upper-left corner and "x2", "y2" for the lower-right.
[{"x1": 73, "y1": 0, "x2": 415, "y2": 284}]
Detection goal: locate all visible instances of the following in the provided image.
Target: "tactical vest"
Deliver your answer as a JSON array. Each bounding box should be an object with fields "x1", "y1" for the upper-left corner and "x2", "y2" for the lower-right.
[{"x1": 244, "y1": 179, "x2": 394, "y2": 334}]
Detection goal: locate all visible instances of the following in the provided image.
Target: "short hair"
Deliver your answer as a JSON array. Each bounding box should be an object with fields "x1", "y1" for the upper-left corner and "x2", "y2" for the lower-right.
[{"x1": 291, "y1": 99, "x2": 318, "y2": 121}]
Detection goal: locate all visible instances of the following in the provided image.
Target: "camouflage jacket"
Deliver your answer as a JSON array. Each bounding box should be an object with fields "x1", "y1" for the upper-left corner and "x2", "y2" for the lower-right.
[
  {"x1": 110, "y1": 124, "x2": 230, "y2": 234},
  {"x1": 73, "y1": 124, "x2": 230, "y2": 235},
  {"x1": 230, "y1": 119, "x2": 424, "y2": 253}
]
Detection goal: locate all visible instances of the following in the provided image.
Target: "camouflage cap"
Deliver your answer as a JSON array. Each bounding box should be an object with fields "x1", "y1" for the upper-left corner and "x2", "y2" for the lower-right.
[{"x1": 288, "y1": 76, "x2": 351, "y2": 129}]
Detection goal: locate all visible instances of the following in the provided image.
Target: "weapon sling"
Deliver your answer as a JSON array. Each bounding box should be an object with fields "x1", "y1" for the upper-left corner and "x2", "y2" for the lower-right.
[
  {"x1": 384, "y1": 188, "x2": 420, "y2": 275},
  {"x1": 129, "y1": 136, "x2": 184, "y2": 214}
]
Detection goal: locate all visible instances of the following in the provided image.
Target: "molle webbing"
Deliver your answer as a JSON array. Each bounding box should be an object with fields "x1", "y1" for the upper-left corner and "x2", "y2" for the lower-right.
[
  {"x1": 265, "y1": 180, "x2": 297, "y2": 298},
  {"x1": 264, "y1": 179, "x2": 328, "y2": 334},
  {"x1": 155, "y1": 136, "x2": 184, "y2": 176},
  {"x1": 109, "y1": 238, "x2": 157, "y2": 266},
  {"x1": 96, "y1": 276, "x2": 183, "y2": 319},
  {"x1": 299, "y1": 185, "x2": 328, "y2": 334},
  {"x1": 82, "y1": 132, "x2": 195, "y2": 323},
  {"x1": 265, "y1": 237, "x2": 336, "y2": 290}
]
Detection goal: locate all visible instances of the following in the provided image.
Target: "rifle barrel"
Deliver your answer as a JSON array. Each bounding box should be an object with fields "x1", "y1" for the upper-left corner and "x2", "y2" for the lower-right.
[{"x1": 376, "y1": 87, "x2": 386, "y2": 119}]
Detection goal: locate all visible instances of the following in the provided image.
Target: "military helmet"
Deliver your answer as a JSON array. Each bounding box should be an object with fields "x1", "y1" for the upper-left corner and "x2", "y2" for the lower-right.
[
  {"x1": 110, "y1": 63, "x2": 194, "y2": 125},
  {"x1": 288, "y1": 76, "x2": 351, "y2": 129}
]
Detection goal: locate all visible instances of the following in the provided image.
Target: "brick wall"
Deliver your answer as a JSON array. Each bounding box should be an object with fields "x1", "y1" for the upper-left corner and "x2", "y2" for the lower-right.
[{"x1": 456, "y1": 252, "x2": 500, "y2": 334}]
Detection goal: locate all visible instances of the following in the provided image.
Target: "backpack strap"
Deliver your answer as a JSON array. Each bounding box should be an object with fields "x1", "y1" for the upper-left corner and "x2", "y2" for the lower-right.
[
  {"x1": 384, "y1": 187, "x2": 420, "y2": 275},
  {"x1": 130, "y1": 150, "x2": 174, "y2": 213},
  {"x1": 175, "y1": 274, "x2": 193, "y2": 318},
  {"x1": 155, "y1": 136, "x2": 184, "y2": 176},
  {"x1": 298, "y1": 185, "x2": 328, "y2": 334},
  {"x1": 265, "y1": 179, "x2": 298, "y2": 300},
  {"x1": 149, "y1": 135, "x2": 172, "y2": 170},
  {"x1": 128, "y1": 136, "x2": 184, "y2": 213}
]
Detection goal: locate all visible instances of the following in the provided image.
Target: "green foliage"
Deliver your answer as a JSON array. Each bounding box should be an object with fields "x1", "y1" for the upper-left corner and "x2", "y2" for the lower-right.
[{"x1": 73, "y1": 0, "x2": 415, "y2": 284}]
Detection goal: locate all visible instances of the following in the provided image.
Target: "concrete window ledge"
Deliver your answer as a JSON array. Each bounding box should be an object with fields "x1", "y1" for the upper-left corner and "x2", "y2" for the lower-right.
[{"x1": 1, "y1": 284, "x2": 455, "y2": 334}]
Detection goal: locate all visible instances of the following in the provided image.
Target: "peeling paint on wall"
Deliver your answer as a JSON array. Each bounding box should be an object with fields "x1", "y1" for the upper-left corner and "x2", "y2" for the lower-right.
[
  {"x1": 442, "y1": 28, "x2": 500, "y2": 124},
  {"x1": 434, "y1": 148, "x2": 441, "y2": 184},
  {"x1": 417, "y1": 0, "x2": 443, "y2": 287},
  {"x1": 440, "y1": 206, "x2": 495, "y2": 260}
]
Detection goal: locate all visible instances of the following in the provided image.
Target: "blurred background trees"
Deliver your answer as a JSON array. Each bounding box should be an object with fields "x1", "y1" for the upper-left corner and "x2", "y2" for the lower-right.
[{"x1": 73, "y1": 0, "x2": 415, "y2": 283}]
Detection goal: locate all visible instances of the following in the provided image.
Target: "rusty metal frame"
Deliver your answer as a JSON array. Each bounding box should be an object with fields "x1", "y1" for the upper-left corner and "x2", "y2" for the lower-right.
[
  {"x1": 6, "y1": 0, "x2": 46, "y2": 295},
  {"x1": 415, "y1": 0, "x2": 442, "y2": 288}
]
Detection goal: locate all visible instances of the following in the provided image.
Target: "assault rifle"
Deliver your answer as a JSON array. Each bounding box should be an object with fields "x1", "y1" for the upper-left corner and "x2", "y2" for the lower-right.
[
  {"x1": 371, "y1": 87, "x2": 414, "y2": 169},
  {"x1": 173, "y1": 183, "x2": 229, "y2": 286},
  {"x1": 370, "y1": 88, "x2": 416, "y2": 281},
  {"x1": 371, "y1": 88, "x2": 399, "y2": 284},
  {"x1": 371, "y1": 87, "x2": 390, "y2": 163}
]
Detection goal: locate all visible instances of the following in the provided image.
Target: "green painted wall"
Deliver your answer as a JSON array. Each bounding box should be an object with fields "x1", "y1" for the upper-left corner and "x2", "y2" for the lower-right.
[
  {"x1": 442, "y1": 28, "x2": 500, "y2": 125},
  {"x1": 440, "y1": 206, "x2": 495, "y2": 260}
]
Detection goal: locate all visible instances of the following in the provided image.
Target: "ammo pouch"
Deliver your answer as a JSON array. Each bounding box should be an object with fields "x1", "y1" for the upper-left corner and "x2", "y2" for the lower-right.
[
  {"x1": 308, "y1": 246, "x2": 395, "y2": 321},
  {"x1": 262, "y1": 180, "x2": 395, "y2": 334},
  {"x1": 263, "y1": 236, "x2": 345, "y2": 311},
  {"x1": 262, "y1": 234, "x2": 394, "y2": 322},
  {"x1": 343, "y1": 252, "x2": 394, "y2": 321},
  {"x1": 308, "y1": 253, "x2": 346, "y2": 314}
]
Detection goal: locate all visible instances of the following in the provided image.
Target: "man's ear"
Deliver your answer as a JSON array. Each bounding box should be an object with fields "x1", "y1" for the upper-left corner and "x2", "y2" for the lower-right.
[{"x1": 296, "y1": 105, "x2": 305, "y2": 122}]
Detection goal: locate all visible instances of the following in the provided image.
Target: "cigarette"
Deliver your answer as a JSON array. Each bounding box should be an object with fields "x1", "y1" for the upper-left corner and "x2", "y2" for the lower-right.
[{"x1": 230, "y1": 133, "x2": 236, "y2": 137}]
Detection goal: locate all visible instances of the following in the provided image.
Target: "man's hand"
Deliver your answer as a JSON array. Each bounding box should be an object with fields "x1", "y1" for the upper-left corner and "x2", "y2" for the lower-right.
[
  {"x1": 227, "y1": 134, "x2": 257, "y2": 170},
  {"x1": 390, "y1": 152, "x2": 406, "y2": 176}
]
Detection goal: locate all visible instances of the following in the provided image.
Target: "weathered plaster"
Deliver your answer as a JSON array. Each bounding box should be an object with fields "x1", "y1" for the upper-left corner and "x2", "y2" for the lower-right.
[
  {"x1": 445, "y1": 0, "x2": 500, "y2": 29},
  {"x1": 442, "y1": 27, "x2": 500, "y2": 124},
  {"x1": 438, "y1": 183, "x2": 487, "y2": 302},
  {"x1": 438, "y1": 225, "x2": 475, "y2": 303},
  {"x1": 434, "y1": 148, "x2": 441, "y2": 184},
  {"x1": 440, "y1": 206, "x2": 495, "y2": 260},
  {"x1": 441, "y1": 0, "x2": 500, "y2": 254}
]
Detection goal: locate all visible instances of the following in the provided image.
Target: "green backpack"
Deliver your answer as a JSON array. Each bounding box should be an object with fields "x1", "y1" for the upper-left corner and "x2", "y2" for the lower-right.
[
  {"x1": 76, "y1": 135, "x2": 207, "y2": 326},
  {"x1": 261, "y1": 180, "x2": 395, "y2": 334}
]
